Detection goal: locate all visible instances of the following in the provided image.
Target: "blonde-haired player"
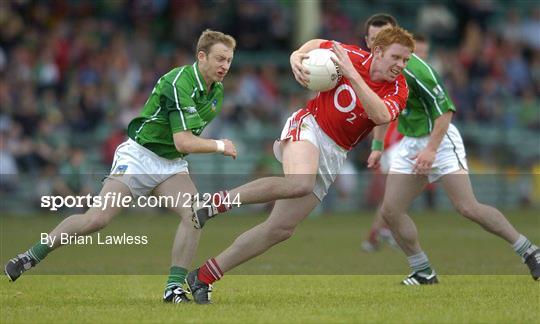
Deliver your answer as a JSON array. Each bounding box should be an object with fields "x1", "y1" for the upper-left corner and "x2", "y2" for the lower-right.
[{"x1": 5, "y1": 30, "x2": 239, "y2": 303}]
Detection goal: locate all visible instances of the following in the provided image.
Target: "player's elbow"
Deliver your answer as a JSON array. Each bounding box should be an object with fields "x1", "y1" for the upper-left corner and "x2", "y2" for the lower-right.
[
  {"x1": 175, "y1": 140, "x2": 198, "y2": 154},
  {"x1": 370, "y1": 110, "x2": 392, "y2": 125},
  {"x1": 173, "y1": 132, "x2": 196, "y2": 153},
  {"x1": 174, "y1": 141, "x2": 189, "y2": 153}
]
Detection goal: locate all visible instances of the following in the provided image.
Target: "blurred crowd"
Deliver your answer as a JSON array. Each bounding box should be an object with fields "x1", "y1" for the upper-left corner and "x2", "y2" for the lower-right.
[{"x1": 0, "y1": 0, "x2": 539, "y2": 201}]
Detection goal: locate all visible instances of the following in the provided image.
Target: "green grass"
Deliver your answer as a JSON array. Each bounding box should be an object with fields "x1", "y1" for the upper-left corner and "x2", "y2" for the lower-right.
[
  {"x1": 1, "y1": 275, "x2": 538, "y2": 323},
  {"x1": 1, "y1": 211, "x2": 539, "y2": 322}
]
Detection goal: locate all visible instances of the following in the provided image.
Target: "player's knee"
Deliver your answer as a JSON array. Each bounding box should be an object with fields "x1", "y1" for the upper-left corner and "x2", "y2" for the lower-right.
[
  {"x1": 380, "y1": 204, "x2": 397, "y2": 222},
  {"x1": 454, "y1": 201, "x2": 478, "y2": 220},
  {"x1": 86, "y1": 215, "x2": 110, "y2": 232},
  {"x1": 266, "y1": 224, "x2": 296, "y2": 243},
  {"x1": 171, "y1": 207, "x2": 191, "y2": 222},
  {"x1": 82, "y1": 208, "x2": 111, "y2": 231},
  {"x1": 289, "y1": 181, "x2": 315, "y2": 198}
]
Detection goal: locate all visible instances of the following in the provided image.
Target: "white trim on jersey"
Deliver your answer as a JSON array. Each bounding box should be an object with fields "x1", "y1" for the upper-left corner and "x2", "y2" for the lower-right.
[
  {"x1": 420, "y1": 99, "x2": 433, "y2": 132},
  {"x1": 172, "y1": 67, "x2": 187, "y2": 130},
  {"x1": 384, "y1": 101, "x2": 397, "y2": 120},
  {"x1": 343, "y1": 48, "x2": 366, "y2": 58},
  {"x1": 403, "y1": 68, "x2": 443, "y2": 116},
  {"x1": 350, "y1": 128, "x2": 371, "y2": 148},
  {"x1": 135, "y1": 106, "x2": 162, "y2": 139},
  {"x1": 412, "y1": 53, "x2": 439, "y2": 85},
  {"x1": 362, "y1": 53, "x2": 373, "y2": 66},
  {"x1": 192, "y1": 62, "x2": 204, "y2": 92}
]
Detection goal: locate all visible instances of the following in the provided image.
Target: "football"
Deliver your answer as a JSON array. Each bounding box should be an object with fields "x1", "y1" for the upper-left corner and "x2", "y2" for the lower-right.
[{"x1": 302, "y1": 48, "x2": 342, "y2": 92}]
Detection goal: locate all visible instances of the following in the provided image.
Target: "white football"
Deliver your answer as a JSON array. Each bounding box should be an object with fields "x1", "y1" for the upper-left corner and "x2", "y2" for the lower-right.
[{"x1": 302, "y1": 48, "x2": 341, "y2": 92}]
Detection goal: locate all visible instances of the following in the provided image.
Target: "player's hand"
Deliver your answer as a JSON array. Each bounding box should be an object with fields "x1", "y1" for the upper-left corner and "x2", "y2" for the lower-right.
[
  {"x1": 412, "y1": 148, "x2": 436, "y2": 175},
  {"x1": 221, "y1": 139, "x2": 237, "y2": 159},
  {"x1": 330, "y1": 41, "x2": 356, "y2": 80},
  {"x1": 290, "y1": 50, "x2": 310, "y2": 87},
  {"x1": 367, "y1": 150, "x2": 382, "y2": 169}
]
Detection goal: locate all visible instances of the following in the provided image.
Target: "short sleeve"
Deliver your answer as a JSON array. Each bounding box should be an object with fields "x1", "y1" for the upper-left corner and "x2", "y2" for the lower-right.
[
  {"x1": 382, "y1": 75, "x2": 409, "y2": 121},
  {"x1": 404, "y1": 63, "x2": 456, "y2": 117},
  {"x1": 161, "y1": 78, "x2": 204, "y2": 133}
]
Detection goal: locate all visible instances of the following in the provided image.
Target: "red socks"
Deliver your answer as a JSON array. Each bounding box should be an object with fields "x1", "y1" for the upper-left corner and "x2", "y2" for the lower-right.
[
  {"x1": 213, "y1": 190, "x2": 234, "y2": 214},
  {"x1": 197, "y1": 258, "x2": 223, "y2": 285}
]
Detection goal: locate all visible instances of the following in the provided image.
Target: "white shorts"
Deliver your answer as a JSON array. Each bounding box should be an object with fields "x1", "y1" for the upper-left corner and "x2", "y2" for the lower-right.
[
  {"x1": 390, "y1": 124, "x2": 468, "y2": 183},
  {"x1": 380, "y1": 142, "x2": 400, "y2": 173},
  {"x1": 106, "y1": 138, "x2": 189, "y2": 197},
  {"x1": 273, "y1": 109, "x2": 348, "y2": 201}
]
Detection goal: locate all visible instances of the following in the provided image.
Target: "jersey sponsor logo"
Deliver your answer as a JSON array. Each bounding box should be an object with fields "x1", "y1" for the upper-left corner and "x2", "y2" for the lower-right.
[
  {"x1": 183, "y1": 106, "x2": 197, "y2": 114},
  {"x1": 432, "y1": 85, "x2": 445, "y2": 100},
  {"x1": 112, "y1": 165, "x2": 128, "y2": 176},
  {"x1": 333, "y1": 84, "x2": 356, "y2": 113}
]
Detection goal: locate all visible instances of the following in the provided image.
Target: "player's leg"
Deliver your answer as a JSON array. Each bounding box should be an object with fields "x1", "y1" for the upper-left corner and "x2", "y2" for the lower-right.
[
  {"x1": 228, "y1": 140, "x2": 319, "y2": 203},
  {"x1": 187, "y1": 193, "x2": 320, "y2": 304},
  {"x1": 380, "y1": 173, "x2": 438, "y2": 284},
  {"x1": 4, "y1": 179, "x2": 129, "y2": 281},
  {"x1": 362, "y1": 198, "x2": 400, "y2": 253},
  {"x1": 441, "y1": 170, "x2": 520, "y2": 242},
  {"x1": 191, "y1": 110, "x2": 322, "y2": 228},
  {"x1": 215, "y1": 193, "x2": 320, "y2": 272},
  {"x1": 153, "y1": 172, "x2": 200, "y2": 303},
  {"x1": 380, "y1": 173, "x2": 427, "y2": 255},
  {"x1": 186, "y1": 135, "x2": 321, "y2": 303},
  {"x1": 362, "y1": 145, "x2": 400, "y2": 252},
  {"x1": 362, "y1": 206, "x2": 387, "y2": 252},
  {"x1": 192, "y1": 138, "x2": 320, "y2": 228},
  {"x1": 440, "y1": 169, "x2": 540, "y2": 280}
]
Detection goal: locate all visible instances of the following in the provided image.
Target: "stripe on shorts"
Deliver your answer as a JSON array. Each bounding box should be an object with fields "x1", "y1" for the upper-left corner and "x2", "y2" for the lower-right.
[
  {"x1": 445, "y1": 133, "x2": 465, "y2": 170},
  {"x1": 286, "y1": 109, "x2": 310, "y2": 141}
]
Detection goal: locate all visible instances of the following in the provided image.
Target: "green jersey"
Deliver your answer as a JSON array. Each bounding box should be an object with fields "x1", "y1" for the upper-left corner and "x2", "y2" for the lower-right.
[
  {"x1": 398, "y1": 54, "x2": 456, "y2": 137},
  {"x1": 127, "y1": 62, "x2": 224, "y2": 159}
]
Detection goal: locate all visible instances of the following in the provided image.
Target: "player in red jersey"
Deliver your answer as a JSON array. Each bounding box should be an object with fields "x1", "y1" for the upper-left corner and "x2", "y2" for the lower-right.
[{"x1": 185, "y1": 27, "x2": 415, "y2": 304}]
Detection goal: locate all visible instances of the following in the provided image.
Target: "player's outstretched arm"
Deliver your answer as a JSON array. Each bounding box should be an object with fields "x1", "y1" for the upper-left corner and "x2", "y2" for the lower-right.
[
  {"x1": 367, "y1": 124, "x2": 389, "y2": 169},
  {"x1": 173, "y1": 131, "x2": 237, "y2": 159}
]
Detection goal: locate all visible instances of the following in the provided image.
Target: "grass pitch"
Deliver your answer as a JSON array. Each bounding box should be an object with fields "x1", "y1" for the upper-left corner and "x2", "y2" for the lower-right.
[
  {"x1": 1, "y1": 210, "x2": 539, "y2": 323},
  {"x1": 1, "y1": 275, "x2": 538, "y2": 323}
]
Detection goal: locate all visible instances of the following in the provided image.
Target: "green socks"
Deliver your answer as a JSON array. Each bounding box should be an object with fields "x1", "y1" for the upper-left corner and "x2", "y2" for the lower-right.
[
  {"x1": 407, "y1": 251, "x2": 433, "y2": 274},
  {"x1": 165, "y1": 266, "x2": 188, "y2": 290},
  {"x1": 27, "y1": 242, "x2": 53, "y2": 263}
]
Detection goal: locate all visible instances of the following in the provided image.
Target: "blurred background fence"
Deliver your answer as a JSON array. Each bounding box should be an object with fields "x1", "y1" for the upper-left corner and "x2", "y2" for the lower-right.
[{"x1": 1, "y1": 0, "x2": 539, "y2": 214}]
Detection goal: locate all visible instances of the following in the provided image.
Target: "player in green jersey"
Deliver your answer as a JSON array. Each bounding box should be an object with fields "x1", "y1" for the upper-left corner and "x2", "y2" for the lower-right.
[
  {"x1": 4, "y1": 30, "x2": 239, "y2": 301},
  {"x1": 364, "y1": 14, "x2": 540, "y2": 284}
]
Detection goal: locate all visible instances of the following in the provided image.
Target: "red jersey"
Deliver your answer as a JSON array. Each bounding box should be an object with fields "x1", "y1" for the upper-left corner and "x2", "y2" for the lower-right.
[
  {"x1": 306, "y1": 41, "x2": 408, "y2": 150},
  {"x1": 384, "y1": 119, "x2": 404, "y2": 149}
]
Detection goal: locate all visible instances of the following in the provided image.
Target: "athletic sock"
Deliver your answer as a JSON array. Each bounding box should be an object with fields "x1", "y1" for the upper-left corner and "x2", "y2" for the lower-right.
[
  {"x1": 512, "y1": 234, "x2": 537, "y2": 259},
  {"x1": 212, "y1": 190, "x2": 234, "y2": 214},
  {"x1": 26, "y1": 242, "x2": 53, "y2": 263},
  {"x1": 407, "y1": 251, "x2": 433, "y2": 274},
  {"x1": 367, "y1": 228, "x2": 378, "y2": 244},
  {"x1": 165, "y1": 266, "x2": 188, "y2": 290},
  {"x1": 198, "y1": 258, "x2": 223, "y2": 285}
]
